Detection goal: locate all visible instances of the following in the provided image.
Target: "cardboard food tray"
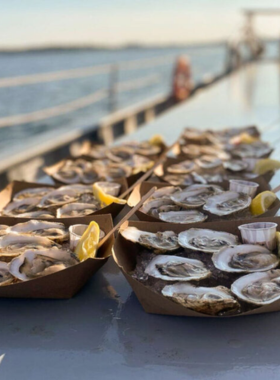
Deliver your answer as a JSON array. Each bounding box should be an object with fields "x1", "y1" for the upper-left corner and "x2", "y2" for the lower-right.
[
  {"x1": 0, "y1": 180, "x2": 128, "y2": 220},
  {"x1": 128, "y1": 180, "x2": 280, "y2": 223},
  {"x1": 113, "y1": 216, "x2": 280, "y2": 318},
  {"x1": 0, "y1": 214, "x2": 114, "y2": 299},
  {"x1": 43, "y1": 155, "x2": 152, "y2": 188},
  {"x1": 154, "y1": 156, "x2": 275, "y2": 184}
]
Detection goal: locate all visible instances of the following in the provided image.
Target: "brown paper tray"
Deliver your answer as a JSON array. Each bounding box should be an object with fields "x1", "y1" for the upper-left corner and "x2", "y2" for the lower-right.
[
  {"x1": 0, "y1": 214, "x2": 114, "y2": 299},
  {"x1": 0, "y1": 180, "x2": 128, "y2": 220},
  {"x1": 113, "y1": 216, "x2": 280, "y2": 318},
  {"x1": 128, "y1": 180, "x2": 280, "y2": 223}
]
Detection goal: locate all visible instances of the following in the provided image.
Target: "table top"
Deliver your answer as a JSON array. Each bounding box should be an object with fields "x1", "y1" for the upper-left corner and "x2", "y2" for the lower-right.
[{"x1": 1, "y1": 61, "x2": 280, "y2": 380}]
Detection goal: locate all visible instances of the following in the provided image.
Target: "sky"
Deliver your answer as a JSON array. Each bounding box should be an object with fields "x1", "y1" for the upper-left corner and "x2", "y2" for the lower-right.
[{"x1": 1, "y1": 0, "x2": 280, "y2": 48}]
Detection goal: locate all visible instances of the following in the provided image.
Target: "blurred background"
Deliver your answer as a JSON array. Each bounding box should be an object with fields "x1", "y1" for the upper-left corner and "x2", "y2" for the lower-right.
[{"x1": 1, "y1": 0, "x2": 280, "y2": 165}]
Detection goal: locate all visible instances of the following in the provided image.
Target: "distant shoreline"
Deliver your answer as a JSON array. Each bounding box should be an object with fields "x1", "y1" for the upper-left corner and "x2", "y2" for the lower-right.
[{"x1": 0, "y1": 41, "x2": 227, "y2": 54}]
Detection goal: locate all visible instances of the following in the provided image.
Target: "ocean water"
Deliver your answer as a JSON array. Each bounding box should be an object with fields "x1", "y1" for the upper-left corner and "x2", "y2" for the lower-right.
[{"x1": 0, "y1": 41, "x2": 276, "y2": 160}]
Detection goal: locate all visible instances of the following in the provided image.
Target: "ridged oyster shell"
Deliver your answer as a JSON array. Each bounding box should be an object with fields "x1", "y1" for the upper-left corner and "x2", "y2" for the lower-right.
[
  {"x1": 231, "y1": 270, "x2": 280, "y2": 305},
  {"x1": 120, "y1": 226, "x2": 179, "y2": 252},
  {"x1": 14, "y1": 187, "x2": 55, "y2": 201},
  {"x1": 178, "y1": 228, "x2": 239, "y2": 253},
  {"x1": 162, "y1": 283, "x2": 240, "y2": 315},
  {"x1": 194, "y1": 155, "x2": 222, "y2": 169},
  {"x1": 223, "y1": 160, "x2": 248, "y2": 172},
  {"x1": 212, "y1": 244, "x2": 279, "y2": 273},
  {"x1": 171, "y1": 185, "x2": 222, "y2": 208},
  {"x1": 167, "y1": 160, "x2": 196, "y2": 174},
  {"x1": 0, "y1": 262, "x2": 14, "y2": 286},
  {"x1": 159, "y1": 210, "x2": 207, "y2": 224},
  {"x1": 9, "y1": 249, "x2": 79, "y2": 281},
  {"x1": 56, "y1": 203, "x2": 100, "y2": 218},
  {"x1": 38, "y1": 189, "x2": 79, "y2": 208},
  {"x1": 145, "y1": 255, "x2": 211, "y2": 281},
  {"x1": 203, "y1": 191, "x2": 251, "y2": 216},
  {"x1": 2, "y1": 198, "x2": 40, "y2": 217}
]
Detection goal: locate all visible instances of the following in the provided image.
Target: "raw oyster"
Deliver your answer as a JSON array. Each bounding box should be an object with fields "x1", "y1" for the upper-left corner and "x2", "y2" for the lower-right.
[
  {"x1": 151, "y1": 186, "x2": 182, "y2": 199},
  {"x1": 2, "y1": 198, "x2": 40, "y2": 217},
  {"x1": 167, "y1": 160, "x2": 196, "y2": 174},
  {"x1": 0, "y1": 262, "x2": 14, "y2": 286},
  {"x1": 171, "y1": 185, "x2": 222, "y2": 208},
  {"x1": 231, "y1": 270, "x2": 280, "y2": 305},
  {"x1": 9, "y1": 249, "x2": 79, "y2": 281},
  {"x1": 53, "y1": 168, "x2": 81, "y2": 184},
  {"x1": 140, "y1": 198, "x2": 174, "y2": 216},
  {"x1": 192, "y1": 172, "x2": 224, "y2": 184},
  {"x1": 56, "y1": 203, "x2": 99, "y2": 218},
  {"x1": 0, "y1": 225, "x2": 8, "y2": 237},
  {"x1": 106, "y1": 146, "x2": 135, "y2": 162},
  {"x1": 178, "y1": 228, "x2": 239, "y2": 253},
  {"x1": 212, "y1": 244, "x2": 279, "y2": 273},
  {"x1": 38, "y1": 189, "x2": 79, "y2": 208},
  {"x1": 223, "y1": 160, "x2": 248, "y2": 172},
  {"x1": 8, "y1": 220, "x2": 69, "y2": 242},
  {"x1": 163, "y1": 174, "x2": 193, "y2": 186},
  {"x1": 136, "y1": 143, "x2": 161, "y2": 156},
  {"x1": 88, "y1": 144, "x2": 108, "y2": 159},
  {"x1": 203, "y1": 191, "x2": 251, "y2": 216},
  {"x1": 162, "y1": 283, "x2": 240, "y2": 315},
  {"x1": 120, "y1": 226, "x2": 179, "y2": 252},
  {"x1": 194, "y1": 155, "x2": 222, "y2": 170},
  {"x1": 158, "y1": 210, "x2": 208, "y2": 224},
  {"x1": 19, "y1": 210, "x2": 55, "y2": 219},
  {"x1": 13, "y1": 187, "x2": 55, "y2": 201},
  {"x1": 0, "y1": 234, "x2": 60, "y2": 261},
  {"x1": 58, "y1": 184, "x2": 93, "y2": 194},
  {"x1": 80, "y1": 169, "x2": 100, "y2": 184},
  {"x1": 145, "y1": 255, "x2": 211, "y2": 281},
  {"x1": 94, "y1": 182, "x2": 121, "y2": 197},
  {"x1": 230, "y1": 142, "x2": 272, "y2": 159}
]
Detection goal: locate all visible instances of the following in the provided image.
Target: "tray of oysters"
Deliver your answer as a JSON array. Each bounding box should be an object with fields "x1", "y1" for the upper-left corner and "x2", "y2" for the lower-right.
[
  {"x1": 113, "y1": 217, "x2": 280, "y2": 317},
  {"x1": 0, "y1": 214, "x2": 114, "y2": 298}
]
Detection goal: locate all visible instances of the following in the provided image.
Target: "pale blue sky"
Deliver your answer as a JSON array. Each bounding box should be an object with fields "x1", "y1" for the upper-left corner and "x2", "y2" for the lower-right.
[{"x1": 1, "y1": 0, "x2": 280, "y2": 47}]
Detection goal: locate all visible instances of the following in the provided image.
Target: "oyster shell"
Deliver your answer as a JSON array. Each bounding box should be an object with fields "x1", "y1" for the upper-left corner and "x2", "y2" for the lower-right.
[
  {"x1": 167, "y1": 160, "x2": 196, "y2": 174},
  {"x1": 192, "y1": 172, "x2": 224, "y2": 184},
  {"x1": 223, "y1": 160, "x2": 248, "y2": 172},
  {"x1": 0, "y1": 234, "x2": 60, "y2": 261},
  {"x1": 194, "y1": 155, "x2": 222, "y2": 170},
  {"x1": 38, "y1": 189, "x2": 79, "y2": 208},
  {"x1": 9, "y1": 249, "x2": 79, "y2": 281},
  {"x1": 171, "y1": 185, "x2": 222, "y2": 208},
  {"x1": 0, "y1": 262, "x2": 14, "y2": 286},
  {"x1": 212, "y1": 244, "x2": 279, "y2": 273},
  {"x1": 158, "y1": 210, "x2": 208, "y2": 224},
  {"x1": 136, "y1": 143, "x2": 161, "y2": 156},
  {"x1": 58, "y1": 184, "x2": 93, "y2": 194},
  {"x1": 52, "y1": 168, "x2": 81, "y2": 184},
  {"x1": 18, "y1": 210, "x2": 55, "y2": 219},
  {"x1": 2, "y1": 198, "x2": 40, "y2": 217},
  {"x1": 94, "y1": 182, "x2": 121, "y2": 197},
  {"x1": 145, "y1": 255, "x2": 211, "y2": 281},
  {"x1": 162, "y1": 283, "x2": 240, "y2": 315},
  {"x1": 203, "y1": 191, "x2": 251, "y2": 216},
  {"x1": 80, "y1": 169, "x2": 100, "y2": 184},
  {"x1": 0, "y1": 225, "x2": 8, "y2": 237},
  {"x1": 106, "y1": 146, "x2": 135, "y2": 162},
  {"x1": 230, "y1": 142, "x2": 272, "y2": 159},
  {"x1": 13, "y1": 187, "x2": 55, "y2": 201},
  {"x1": 163, "y1": 174, "x2": 193, "y2": 186},
  {"x1": 56, "y1": 203, "x2": 99, "y2": 218},
  {"x1": 178, "y1": 228, "x2": 239, "y2": 253},
  {"x1": 120, "y1": 226, "x2": 179, "y2": 252},
  {"x1": 8, "y1": 220, "x2": 69, "y2": 242},
  {"x1": 140, "y1": 198, "x2": 174, "y2": 216},
  {"x1": 231, "y1": 270, "x2": 280, "y2": 305},
  {"x1": 151, "y1": 186, "x2": 182, "y2": 199}
]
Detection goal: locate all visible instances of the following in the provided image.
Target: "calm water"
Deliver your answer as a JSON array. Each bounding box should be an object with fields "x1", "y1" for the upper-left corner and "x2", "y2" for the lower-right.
[{"x1": 0, "y1": 41, "x2": 277, "y2": 160}]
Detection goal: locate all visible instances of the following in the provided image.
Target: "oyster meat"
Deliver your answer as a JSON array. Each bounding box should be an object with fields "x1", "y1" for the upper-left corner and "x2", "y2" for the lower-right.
[
  {"x1": 120, "y1": 226, "x2": 179, "y2": 252},
  {"x1": 9, "y1": 249, "x2": 79, "y2": 281},
  {"x1": 56, "y1": 203, "x2": 100, "y2": 218},
  {"x1": 203, "y1": 191, "x2": 251, "y2": 216},
  {"x1": 167, "y1": 160, "x2": 196, "y2": 174},
  {"x1": 163, "y1": 174, "x2": 193, "y2": 186},
  {"x1": 0, "y1": 262, "x2": 14, "y2": 286},
  {"x1": 212, "y1": 244, "x2": 279, "y2": 273},
  {"x1": 223, "y1": 160, "x2": 248, "y2": 172},
  {"x1": 162, "y1": 283, "x2": 240, "y2": 315},
  {"x1": 171, "y1": 185, "x2": 222, "y2": 208},
  {"x1": 13, "y1": 187, "x2": 55, "y2": 201},
  {"x1": 145, "y1": 255, "x2": 211, "y2": 281},
  {"x1": 194, "y1": 155, "x2": 222, "y2": 170},
  {"x1": 231, "y1": 270, "x2": 280, "y2": 305},
  {"x1": 8, "y1": 220, "x2": 69, "y2": 242},
  {"x1": 151, "y1": 186, "x2": 182, "y2": 199},
  {"x1": 38, "y1": 189, "x2": 79, "y2": 208},
  {"x1": 19, "y1": 210, "x2": 55, "y2": 219},
  {"x1": 2, "y1": 198, "x2": 40, "y2": 217},
  {"x1": 178, "y1": 228, "x2": 239, "y2": 253},
  {"x1": 159, "y1": 210, "x2": 208, "y2": 224}
]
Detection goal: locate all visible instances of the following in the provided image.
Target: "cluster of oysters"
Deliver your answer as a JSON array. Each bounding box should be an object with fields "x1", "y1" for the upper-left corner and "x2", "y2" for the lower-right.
[
  {"x1": 1, "y1": 182, "x2": 121, "y2": 219},
  {"x1": 120, "y1": 226, "x2": 280, "y2": 316}
]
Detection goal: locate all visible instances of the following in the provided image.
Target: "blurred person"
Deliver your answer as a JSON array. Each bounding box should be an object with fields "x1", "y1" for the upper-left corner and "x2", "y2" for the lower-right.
[{"x1": 172, "y1": 56, "x2": 193, "y2": 102}]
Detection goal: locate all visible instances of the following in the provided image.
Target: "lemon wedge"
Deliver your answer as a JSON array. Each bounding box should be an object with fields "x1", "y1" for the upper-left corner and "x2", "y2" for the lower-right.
[
  {"x1": 75, "y1": 221, "x2": 100, "y2": 260},
  {"x1": 250, "y1": 191, "x2": 277, "y2": 216},
  {"x1": 253, "y1": 159, "x2": 280, "y2": 175},
  {"x1": 149, "y1": 134, "x2": 165, "y2": 146},
  {"x1": 132, "y1": 160, "x2": 154, "y2": 175},
  {"x1": 93, "y1": 183, "x2": 126, "y2": 207},
  {"x1": 276, "y1": 232, "x2": 280, "y2": 257}
]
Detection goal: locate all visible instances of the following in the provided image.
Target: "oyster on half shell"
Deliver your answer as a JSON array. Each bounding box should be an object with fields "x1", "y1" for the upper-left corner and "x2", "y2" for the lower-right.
[
  {"x1": 56, "y1": 203, "x2": 100, "y2": 218},
  {"x1": 0, "y1": 262, "x2": 14, "y2": 286},
  {"x1": 120, "y1": 226, "x2": 179, "y2": 252},
  {"x1": 2, "y1": 198, "x2": 40, "y2": 217},
  {"x1": 159, "y1": 210, "x2": 208, "y2": 224},
  {"x1": 13, "y1": 187, "x2": 55, "y2": 201},
  {"x1": 194, "y1": 155, "x2": 222, "y2": 170},
  {"x1": 145, "y1": 255, "x2": 211, "y2": 281},
  {"x1": 167, "y1": 160, "x2": 196, "y2": 174},
  {"x1": 151, "y1": 186, "x2": 182, "y2": 199},
  {"x1": 178, "y1": 228, "x2": 239, "y2": 253},
  {"x1": 223, "y1": 160, "x2": 248, "y2": 172},
  {"x1": 38, "y1": 189, "x2": 79, "y2": 208},
  {"x1": 212, "y1": 244, "x2": 279, "y2": 273},
  {"x1": 163, "y1": 174, "x2": 193, "y2": 186},
  {"x1": 203, "y1": 191, "x2": 251, "y2": 216},
  {"x1": 231, "y1": 270, "x2": 280, "y2": 305},
  {"x1": 171, "y1": 185, "x2": 222, "y2": 208},
  {"x1": 162, "y1": 283, "x2": 240, "y2": 315}
]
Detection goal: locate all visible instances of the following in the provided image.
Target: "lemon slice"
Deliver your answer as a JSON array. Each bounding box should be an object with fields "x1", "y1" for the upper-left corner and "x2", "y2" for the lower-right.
[
  {"x1": 93, "y1": 183, "x2": 127, "y2": 207},
  {"x1": 75, "y1": 221, "x2": 100, "y2": 260},
  {"x1": 250, "y1": 191, "x2": 277, "y2": 216},
  {"x1": 276, "y1": 232, "x2": 280, "y2": 257},
  {"x1": 149, "y1": 134, "x2": 165, "y2": 146},
  {"x1": 253, "y1": 159, "x2": 280, "y2": 175}
]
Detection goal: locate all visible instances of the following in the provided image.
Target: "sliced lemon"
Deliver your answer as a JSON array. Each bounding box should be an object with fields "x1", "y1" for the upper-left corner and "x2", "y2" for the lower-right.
[
  {"x1": 253, "y1": 159, "x2": 280, "y2": 175},
  {"x1": 250, "y1": 191, "x2": 277, "y2": 216},
  {"x1": 149, "y1": 134, "x2": 165, "y2": 146},
  {"x1": 132, "y1": 160, "x2": 154, "y2": 175},
  {"x1": 75, "y1": 221, "x2": 100, "y2": 260},
  {"x1": 93, "y1": 183, "x2": 127, "y2": 207},
  {"x1": 276, "y1": 231, "x2": 280, "y2": 257}
]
